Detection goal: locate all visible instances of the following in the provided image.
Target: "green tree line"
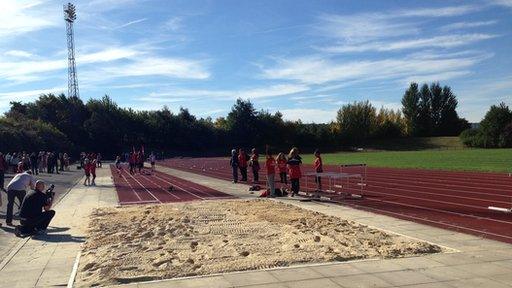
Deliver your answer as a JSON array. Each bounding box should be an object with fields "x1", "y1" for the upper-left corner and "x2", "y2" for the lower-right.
[{"x1": 1, "y1": 82, "x2": 507, "y2": 157}]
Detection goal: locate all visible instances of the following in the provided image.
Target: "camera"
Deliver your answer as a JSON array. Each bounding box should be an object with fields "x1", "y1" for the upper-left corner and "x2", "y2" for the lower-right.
[{"x1": 45, "y1": 184, "x2": 55, "y2": 201}]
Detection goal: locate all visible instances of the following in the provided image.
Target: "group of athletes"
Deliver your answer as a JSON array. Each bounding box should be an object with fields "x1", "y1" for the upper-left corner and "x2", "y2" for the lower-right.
[
  {"x1": 114, "y1": 151, "x2": 156, "y2": 175},
  {"x1": 230, "y1": 147, "x2": 323, "y2": 197}
]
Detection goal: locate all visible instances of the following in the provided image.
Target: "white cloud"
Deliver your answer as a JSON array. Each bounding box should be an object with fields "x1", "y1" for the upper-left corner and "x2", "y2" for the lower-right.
[
  {"x1": 491, "y1": 0, "x2": 512, "y2": 8},
  {"x1": 0, "y1": 87, "x2": 65, "y2": 110},
  {"x1": 261, "y1": 53, "x2": 490, "y2": 85},
  {"x1": 163, "y1": 17, "x2": 183, "y2": 31},
  {"x1": 395, "y1": 5, "x2": 480, "y2": 17},
  {"x1": 115, "y1": 18, "x2": 147, "y2": 29},
  {"x1": 401, "y1": 71, "x2": 472, "y2": 84},
  {"x1": 278, "y1": 108, "x2": 337, "y2": 123},
  {"x1": 0, "y1": 0, "x2": 59, "y2": 38},
  {"x1": 4, "y1": 50, "x2": 34, "y2": 58},
  {"x1": 321, "y1": 34, "x2": 497, "y2": 53},
  {"x1": 140, "y1": 84, "x2": 309, "y2": 102},
  {"x1": 440, "y1": 20, "x2": 498, "y2": 32},
  {"x1": 102, "y1": 57, "x2": 210, "y2": 80}
]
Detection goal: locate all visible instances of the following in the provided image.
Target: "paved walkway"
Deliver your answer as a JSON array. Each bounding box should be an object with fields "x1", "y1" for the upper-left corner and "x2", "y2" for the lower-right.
[
  {"x1": 0, "y1": 167, "x2": 118, "y2": 287},
  {"x1": 0, "y1": 167, "x2": 84, "y2": 263}
]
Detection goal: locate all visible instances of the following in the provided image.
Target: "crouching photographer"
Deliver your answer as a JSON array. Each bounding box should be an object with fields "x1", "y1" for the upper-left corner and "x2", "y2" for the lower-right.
[{"x1": 15, "y1": 180, "x2": 56, "y2": 237}]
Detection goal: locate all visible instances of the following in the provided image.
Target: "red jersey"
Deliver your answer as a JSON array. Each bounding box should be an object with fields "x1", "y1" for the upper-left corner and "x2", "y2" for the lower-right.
[
  {"x1": 90, "y1": 162, "x2": 96, "y2": 175},
  {"x1": 265, "y1": 158, "x2": 276, "y2": 175},
  {"x1": 277, "y1": 159, "x2": 287, "y2": 173},
  {"x1": 314, "y1": 156, "x2": 323, "y2": 173},
  {"x1": 287, "y1": 157, "x2": 302, "y2": 179},
  {"x1": 238, "y1": 153, "x2": 247, "y2": 168}
]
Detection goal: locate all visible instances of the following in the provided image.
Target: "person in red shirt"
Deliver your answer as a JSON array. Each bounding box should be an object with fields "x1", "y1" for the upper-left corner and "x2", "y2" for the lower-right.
[
  {"x1": 276, "y1": 153, "x2": 287, "y2": 185},
  {"x1": 90, "y1": 159, "x2": 97, "y2": 186},
  {"x1": 314, "y1": 149, "x2": 323, "y2": 192},
  {"x1": 265, "y1": 149, "x2": 276, "y2": 197},
  {"x1": 287, "y1": 147, "x2": 302, "y2": 197},
  {"x1": 83, "y1": 158, "x2": 91, "y2": 186},
  {"x1": 250, "y1": 148, "x2": 260, "y2": 184},
  {"x1": 129, "y1": 152, "x2": 137, "y2": 175},
  {"x1": 238, "y1": 149, "x2": 248, "y2": 182}
]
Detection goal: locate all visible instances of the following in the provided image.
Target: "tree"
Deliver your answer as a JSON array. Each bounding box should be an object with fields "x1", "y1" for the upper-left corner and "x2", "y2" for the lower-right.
[
  {"x1": 336, "y1": 101, "x2": 377, "y2": 145},
  {"x1": 478, "y1": 102, "x2": 512, "y2": 147},
  {"x1": 401, "y1": 83, "x2": 421, "y2": 136}
]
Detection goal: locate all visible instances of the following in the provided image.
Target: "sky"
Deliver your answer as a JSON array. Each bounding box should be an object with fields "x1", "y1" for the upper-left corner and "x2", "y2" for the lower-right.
[{"x1": 0, "y1": 0, "x2": 511, "y2": 123}]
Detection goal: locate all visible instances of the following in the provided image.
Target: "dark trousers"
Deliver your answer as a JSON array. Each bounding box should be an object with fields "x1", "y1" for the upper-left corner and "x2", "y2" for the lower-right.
[
  {"x1": 0, "y1": 170, "x2": 4, "y2": 190},
  {"x1": 315, "y1": 176, "x2": 322, "y2": 190},
  {"x1": 232, "y1": 166, "x2": 238, "y2": 183},
  {"x1": 6, "y1": 189, "x2": 26, "y2": 224},
  {"x1": 279, "y1": 172, "x2": 287, "y2": 184},
  {"x1": 31, "y1": 163, "x2": 38, "y2": 175},
  {"x1": 19, "y1": 210, "x2": 55, "y2": 234},
  {"x1": 47, "y1": 163, "x2": 53, "y2": 174},
  {"x1": 239, "y1": 167, "x2": 248, "y2": 181},
  {"x1": 252, "y1": 169, "x2": 259, "y2": 182},
  {"x1": 291, "y1": 179, "x2": 300, "y2": 195}
]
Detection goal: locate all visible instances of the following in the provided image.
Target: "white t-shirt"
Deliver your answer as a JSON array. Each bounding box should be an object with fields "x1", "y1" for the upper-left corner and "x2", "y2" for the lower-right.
[
  {"x1": 7, "y1": 172, "x2": 35, "y2": 191},
  {"x1": 149, "y1": 155, "x2": 155, "y2": 162}
]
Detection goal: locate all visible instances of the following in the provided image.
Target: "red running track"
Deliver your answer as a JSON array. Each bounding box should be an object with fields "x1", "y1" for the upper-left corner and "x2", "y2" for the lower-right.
[
  {"x1": 160, "y1": 157, "x2": 512, "y2": 244},
  {"x1": 110, "y1": 165, "x2": 234, "y2": 205}
]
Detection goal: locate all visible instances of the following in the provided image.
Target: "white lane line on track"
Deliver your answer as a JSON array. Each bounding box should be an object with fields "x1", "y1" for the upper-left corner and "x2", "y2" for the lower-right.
[
  {"x1": 347, "y1": 201, "x2": 512, "y2": 241},
  {"x1": 119, "y1": 200, "x2": 160, "y2": 205},
  {"x1": 123, "y1": 170, "x2": 161, "y2": 203},
  {"x1": 155, "y1": 172, "x2": 218, "y2": 198},
  {"x1": 138, "y1": 173, "x2": 180, "y2": 200},
  {"x1": 152, "y1": 174, "x2": 205, "y2": 200},
  {"x1": 119, "y1": 173, "x2": 142, "y2": 201}
]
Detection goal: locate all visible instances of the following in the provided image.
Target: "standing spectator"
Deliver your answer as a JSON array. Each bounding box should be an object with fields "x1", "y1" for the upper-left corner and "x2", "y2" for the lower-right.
[
  {"x1": 250, "y1": 148, "x2": 260, "y2": 184},
  {"x1": 29, "y1": 152, "x2": 38, "y2": 175},
  {"x1": 83, "y1": 158, "x2": 92, "y2": 186},
  {"x1": 5, "y1": 153, "x2": 12, "y2": 173},
  {"x1": 96, "y1": 153, "x2": 102, "y2": 168},
  {"x1": 38, "y1": 152, "x2": 44, "y2": 173},
  {"x1": 287, "y1": 147, "x2": 302, "y2": 197},
  {"x1": 0, "y1": 152, "x2": 7, "y2": 192},
  {"x1": 137, "y1": 152, "x2": 144, "y2": 173},
  {"x1": 63, "y1": 153, "x2": 70, "y2": 171},
  {"x1": 313, "y1": 149, "x2": 323, "y2": 192},
  {"x1": 238, "y1": 149, "x2": 248, "y2": 182},
  {"x1": 229, "y1": 149, "x2": 239, "y2": 183},
  {"x1": 59, "y1": 153, "x2": 65, "y2": 171},
  {"x1": 10, "y1": 153, "x2": 19, "y2": 173},
  {"x1": 149, "y1": 152, "x2": 156, "y2": 172},
  {"x1": 265, "y1": 149, "x2": 276, "y2": 197},
  {"x1": 54, "y1": 152, "x2": 60, "y2": 174},
  {"x1": 90, "y1": 159, "x2": 97, "y2": 186},
  {"x1": 47, "y1": 153, "x2": 54, "y2": 174},
  {"x1": 277, "y1": 153, "x2": 288, "y2": 185},
  {"x1": 129, "y1": 152, "x2": 136, "y2": 174},
  {"x1": 5, "y1": 170, "x2": 34, "y2": 226},
  {"x1": 115, "y1": 156, "x2": 123, "y2": 175}
]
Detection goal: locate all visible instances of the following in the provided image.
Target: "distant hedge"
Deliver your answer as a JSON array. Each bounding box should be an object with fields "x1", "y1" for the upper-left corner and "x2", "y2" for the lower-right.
[
  {"x1": 460, "y1": 102, "x2": 512, "y2": 148},
  {"x1": 0, "y1": 117, "x2": 71, "y2": 153}
]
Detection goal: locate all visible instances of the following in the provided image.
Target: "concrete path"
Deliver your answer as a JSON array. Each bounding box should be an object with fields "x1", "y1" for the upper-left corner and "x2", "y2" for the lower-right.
[
  {"x1": 138, "y1": 165, "x2": 512, "y2": 288},
  {"x1": 0, "y1": 167, "x2": 84, "y2": 263},
  {"x1": 0, "y1": 167, "x2": 118, "y2": 287}
]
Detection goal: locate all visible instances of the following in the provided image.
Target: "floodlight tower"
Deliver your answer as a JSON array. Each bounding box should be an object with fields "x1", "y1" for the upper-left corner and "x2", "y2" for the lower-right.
[{"x1": 64, "y1": 3, "x2": 80, "y2": 99}]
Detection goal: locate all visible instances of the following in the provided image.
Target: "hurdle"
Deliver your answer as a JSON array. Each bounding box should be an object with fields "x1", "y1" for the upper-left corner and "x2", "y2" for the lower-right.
[
  {"x1": 303, "y1": 163, "x2": 367, "y2": 201},
  {"x1": 488, "y1": 172, "x2": 511, "y2": 213}
]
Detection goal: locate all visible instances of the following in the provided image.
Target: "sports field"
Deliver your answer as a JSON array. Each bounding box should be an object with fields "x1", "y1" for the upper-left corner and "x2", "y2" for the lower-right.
[{"x1": 301, "y1": 148, "x2": 512, "y2": 173}]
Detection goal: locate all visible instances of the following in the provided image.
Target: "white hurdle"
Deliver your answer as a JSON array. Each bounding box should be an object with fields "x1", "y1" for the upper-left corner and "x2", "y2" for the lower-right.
[{"x1": 487, "y1": 172, "x2": 511, "y2": 213}]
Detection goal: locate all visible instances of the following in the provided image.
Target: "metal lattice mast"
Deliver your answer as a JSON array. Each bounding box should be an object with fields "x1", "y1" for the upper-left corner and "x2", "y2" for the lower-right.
[{"x1": 64, "y1": 3, "x2": 79, "y2": 99}]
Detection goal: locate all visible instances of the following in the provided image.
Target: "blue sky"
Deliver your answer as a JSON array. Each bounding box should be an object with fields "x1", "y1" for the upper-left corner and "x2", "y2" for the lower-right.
[{"x1": 0, "y1": 0, "x2": 511, "y2": 123}]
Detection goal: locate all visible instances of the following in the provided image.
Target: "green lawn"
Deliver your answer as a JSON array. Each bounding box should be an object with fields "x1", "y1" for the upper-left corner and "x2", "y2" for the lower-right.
[{"x1": 301, "y1": 149, "x2": 512, "y2": 173}]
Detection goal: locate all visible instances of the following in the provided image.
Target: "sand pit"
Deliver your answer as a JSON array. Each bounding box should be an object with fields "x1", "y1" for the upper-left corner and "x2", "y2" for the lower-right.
[{"x1": 76, "y1": 199, "x2": 442, "y2": 286}]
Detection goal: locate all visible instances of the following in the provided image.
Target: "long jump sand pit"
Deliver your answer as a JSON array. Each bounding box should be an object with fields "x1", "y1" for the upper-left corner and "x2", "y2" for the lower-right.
[{"x1": 76, "y1": 199, "x2": 443, "y2": 286}]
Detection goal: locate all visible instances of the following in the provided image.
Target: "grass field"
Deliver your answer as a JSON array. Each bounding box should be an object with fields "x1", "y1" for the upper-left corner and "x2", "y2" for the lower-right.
[{"x1": 301, "y1": 148, "x2": 512, "y2": 173}]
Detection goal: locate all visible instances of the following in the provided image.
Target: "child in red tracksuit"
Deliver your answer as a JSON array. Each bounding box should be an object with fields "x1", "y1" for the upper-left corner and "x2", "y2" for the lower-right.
[
  {"x1": 287, "y1": 147, "x2": 302, "y2": 197},
  {"x1": 83, "y1": 158, "x2": 91, "y2": 186},
  {"x1": 314, "y1": 149, "x2": 323, "y2": 192},
  {"x1": 277, "y1": 153, "x2": 287, "y2": 184},
  {"x1": 238, "y1": 149, "x2": 248, "y2": 181},
  {"x1": 91, "y1": 159, "x2": 97, "y2": 186},
  {"x1": 265, "y1": 149, "x2": 276, "y2": 197}
]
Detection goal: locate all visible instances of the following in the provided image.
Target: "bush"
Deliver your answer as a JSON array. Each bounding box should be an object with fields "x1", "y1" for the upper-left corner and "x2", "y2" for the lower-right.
[{"x1": 459, "y1": 128, "x2": 482, "y2": 147}]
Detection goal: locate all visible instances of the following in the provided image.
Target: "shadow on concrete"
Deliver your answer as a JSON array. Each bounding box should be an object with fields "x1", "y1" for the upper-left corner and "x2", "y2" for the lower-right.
[{"x1": 31, "y1": 233, "x2": 85, "y2": 243}]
